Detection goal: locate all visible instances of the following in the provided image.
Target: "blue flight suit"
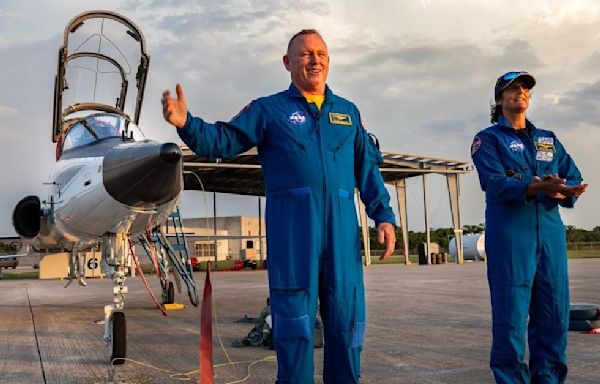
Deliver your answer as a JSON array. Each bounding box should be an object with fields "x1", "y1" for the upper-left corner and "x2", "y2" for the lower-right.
[
  {"x1": 178, "y1": 84, "x2": 395, "y2": 383},
  {"x1": 471, "y1": 116, "x2": 582, "y2": 384}
]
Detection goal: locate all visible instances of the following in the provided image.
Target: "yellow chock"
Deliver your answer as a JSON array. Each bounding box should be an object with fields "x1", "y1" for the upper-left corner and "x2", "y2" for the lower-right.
[{"x1": 162, "y1": 303, "x2": 185, "y2": 311}]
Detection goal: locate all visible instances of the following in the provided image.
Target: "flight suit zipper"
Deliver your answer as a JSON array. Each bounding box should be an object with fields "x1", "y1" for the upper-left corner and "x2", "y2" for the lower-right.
[
  {"x1": 306, "y1": 99, "x2": 329, "y2": 256},
  {"x1": 306, "y1": 101, "x2": 327, "y2": 195},
  {"x1": 520, "y1": 129, "x2": 542, "y2": 258}
]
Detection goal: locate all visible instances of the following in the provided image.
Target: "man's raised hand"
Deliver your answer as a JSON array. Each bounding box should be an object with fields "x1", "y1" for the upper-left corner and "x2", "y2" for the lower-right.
[{"x1": 161, "y1": 83, "x2": 188, "y2": 129}]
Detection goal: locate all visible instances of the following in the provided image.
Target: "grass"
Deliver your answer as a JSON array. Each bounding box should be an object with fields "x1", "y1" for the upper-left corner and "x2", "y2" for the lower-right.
[
  {"x1": 1, "y1": 251, "x2": 598, "y2": 280},
  {"x1": 0, "y1": 271, "x2": 40, "y2": 279},
  {"x1": 365, "y1": 249, "x2": 600, "y2": 264},
  {"x1": 568, "y1": 250, "x2": 600, "y2": 259}
]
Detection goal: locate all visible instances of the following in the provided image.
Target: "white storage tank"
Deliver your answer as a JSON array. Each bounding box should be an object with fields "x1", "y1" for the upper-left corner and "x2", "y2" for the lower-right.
[{"x1": 449, "y1": 233, "x2": 486, "y2": 261}]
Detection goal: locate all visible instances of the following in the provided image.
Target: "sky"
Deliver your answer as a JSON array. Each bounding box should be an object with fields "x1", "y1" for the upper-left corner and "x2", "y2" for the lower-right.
[{"x1": 1, "y1": 0, "x2": 599, "y2": 235}]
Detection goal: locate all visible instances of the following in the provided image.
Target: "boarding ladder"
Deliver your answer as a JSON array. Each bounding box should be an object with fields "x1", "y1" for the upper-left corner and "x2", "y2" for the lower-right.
[{"x1": 138, "y1": 207, "x2": 199, "y2": 306}]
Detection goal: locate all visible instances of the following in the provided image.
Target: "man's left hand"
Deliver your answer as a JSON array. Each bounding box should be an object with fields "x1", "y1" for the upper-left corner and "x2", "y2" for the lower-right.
[{"x1": 377, "y1": 222, "x2": 396, "y2": 261}]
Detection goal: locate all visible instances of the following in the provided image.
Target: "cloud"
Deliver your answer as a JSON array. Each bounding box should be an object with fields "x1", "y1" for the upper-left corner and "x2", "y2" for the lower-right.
[
  {"x1": 538, "y1": 0, "x2": 600, "y2": 26},
  {"x1": 535, "y1": 80, "x2": 600, "y2": 128},
  {"x1": 0, "y1": 105, "x2": 18, "y2": 117},
  {"x1": 2, "y1": 0, "x2": 600, "y2": 233}
]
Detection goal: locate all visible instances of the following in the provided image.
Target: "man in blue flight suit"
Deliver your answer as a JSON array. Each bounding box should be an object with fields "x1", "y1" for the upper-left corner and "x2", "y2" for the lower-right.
[
  {"x1": 471, "y1": 71, "x2": 587, "y2": 383},
  {"x1": 162, "y1": 29, "x2": 396, "y2": 383}
]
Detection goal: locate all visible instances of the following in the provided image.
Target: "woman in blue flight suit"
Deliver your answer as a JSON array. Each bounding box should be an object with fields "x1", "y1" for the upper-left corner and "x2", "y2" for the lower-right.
[{"x1": 471, "y1": 71, "x2": 587, "y2": 384}]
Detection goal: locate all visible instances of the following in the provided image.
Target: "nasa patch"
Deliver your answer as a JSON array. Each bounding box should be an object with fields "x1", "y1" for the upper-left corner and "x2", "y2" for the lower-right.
[
  {"x1": 471, "y1": 136, "x2": 482, "y2": 156},
  {"x1": 509, "y1": 139, "x2": 525, "y2": 152},
  {"x1": 288, "y1": 111, "x2": 306, "y2": 125}
]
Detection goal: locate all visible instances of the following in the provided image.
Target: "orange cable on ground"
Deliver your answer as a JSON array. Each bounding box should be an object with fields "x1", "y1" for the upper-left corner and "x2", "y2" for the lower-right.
[
  {"x1": 200, "y1": 261, "x2": 214, "y2": 384},
  {"x1": 128, "y1": 238, "x2": 168, "y2": 317}
]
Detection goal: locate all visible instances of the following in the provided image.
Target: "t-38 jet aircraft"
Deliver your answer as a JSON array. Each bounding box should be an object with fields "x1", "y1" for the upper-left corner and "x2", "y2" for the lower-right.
[{"x1": 10, "y1": 10, "x2": 197, "y2": 364}]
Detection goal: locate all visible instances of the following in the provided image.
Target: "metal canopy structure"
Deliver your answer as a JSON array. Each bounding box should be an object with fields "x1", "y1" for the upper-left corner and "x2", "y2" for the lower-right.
[{"x1": 182, "y1": 147, "x2": 472, "y2": 266}]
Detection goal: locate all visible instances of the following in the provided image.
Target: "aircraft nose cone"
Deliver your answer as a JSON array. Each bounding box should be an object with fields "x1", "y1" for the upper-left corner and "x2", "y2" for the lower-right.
[
  {"x1": 160, "y1": 142, "x2": 181, "y2": 164},
  {"x1": 103, "y1": 141, "x2": 182, "y2": 207}
]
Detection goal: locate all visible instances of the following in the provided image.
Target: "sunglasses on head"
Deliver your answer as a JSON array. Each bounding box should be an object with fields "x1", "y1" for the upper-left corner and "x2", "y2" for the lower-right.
[
  {"x1": 495, "y1": 71, "x2": 527, "y2": 88},
  {"x1": 502, "y1": 71, "x2": 526, "y2": 81}
]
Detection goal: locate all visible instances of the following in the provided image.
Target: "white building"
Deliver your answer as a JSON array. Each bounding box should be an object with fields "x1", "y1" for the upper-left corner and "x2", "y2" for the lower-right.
[{"x1": 181, "y1": 216, "x2": 265, "y2": 262}]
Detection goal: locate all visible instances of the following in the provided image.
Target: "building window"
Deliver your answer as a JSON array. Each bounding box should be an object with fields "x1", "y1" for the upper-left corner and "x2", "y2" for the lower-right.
[{"x1": 194, "y1": 242, "x2": 215, "y2": 258}]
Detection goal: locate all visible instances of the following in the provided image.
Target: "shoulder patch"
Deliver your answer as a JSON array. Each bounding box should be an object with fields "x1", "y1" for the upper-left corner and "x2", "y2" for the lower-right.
[{"x1": 471, "y1": 136, "x2": 482, "y2": 156}]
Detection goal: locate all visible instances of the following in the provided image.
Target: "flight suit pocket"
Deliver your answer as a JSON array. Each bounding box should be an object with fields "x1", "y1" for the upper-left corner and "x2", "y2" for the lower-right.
[
  {"x1": 325, "y1": 285, "x2": 364, "y2": 348},
  {"x1": 330, "y1": 130, "x2": 355, "y2": 161},
  {"x1": 271, "y1": 288, "x2": 312, "y2": 379},
  {"x1": 271, "y1": 288, "x2": 311, "y2": 339},
  {"x1": 266, "y1": 187, "x2": 315, "y2": 289},
  {"x1": 336, "y1": 189, "x2": 360, "y2": 259},
  {"x1": 273, "y1": 313, "x2": 312, "y2": 342},
  {"x1": 351, "y1": 321, "x2": 365, "y2": 348},
  {"x1": 537, "y1": 279, "x2": 568, "y2": 331},
  {"x1": 489, "y1": 280, "x2": 530, "y2": 329},
  {"x1": 538, "y1": 160, "x2": 558, "y2": 177}
]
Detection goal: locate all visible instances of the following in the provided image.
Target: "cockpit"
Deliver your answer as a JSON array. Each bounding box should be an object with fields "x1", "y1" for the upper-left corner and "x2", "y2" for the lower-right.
[
  {"x1": 52, "y1": 11, "x2": 151, "y2": 161},
  {"x1": 57, "y1": 113, "x2": 145, "y2": 159}
]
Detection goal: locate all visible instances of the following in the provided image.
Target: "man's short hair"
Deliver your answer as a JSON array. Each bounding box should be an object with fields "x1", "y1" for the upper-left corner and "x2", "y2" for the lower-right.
[{"x1": 287, "y1": 29, "x2": 324, "y2": 52}]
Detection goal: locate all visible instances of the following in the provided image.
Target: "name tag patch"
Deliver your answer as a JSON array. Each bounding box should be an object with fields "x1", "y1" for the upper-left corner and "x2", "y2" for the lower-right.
[
  {"x1": 329, "y1": 113, "x2": 352, "y2": 125},
  {"x1": 536, "y1": 151, "x2": 554, "y2": 162},
  {"x1": 535, "y1": 142, "x2": 555, "y2": 153}
]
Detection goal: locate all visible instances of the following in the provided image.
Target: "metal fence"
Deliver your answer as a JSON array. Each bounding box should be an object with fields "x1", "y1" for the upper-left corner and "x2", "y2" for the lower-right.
[{"x1": 567, "y1": 242, "x2": 600, "y2": 251}]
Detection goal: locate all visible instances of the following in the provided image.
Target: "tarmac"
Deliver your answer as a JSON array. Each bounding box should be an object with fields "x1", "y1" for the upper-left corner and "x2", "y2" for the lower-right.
[{"x1": 0, "y1": 259, "x2": 599, "y2": 384}]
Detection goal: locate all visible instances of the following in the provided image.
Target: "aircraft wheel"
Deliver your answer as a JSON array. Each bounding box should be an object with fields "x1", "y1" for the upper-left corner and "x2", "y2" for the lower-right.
[
  {"x1": 570, "y1": 303, "x2": 600, "y2": 321},
  {"x1": 569, "y1": 319, "x2": 600, "y2": 331},
  {"x1": 109, "y1": 311, "x2": 127, "y2": 365}
]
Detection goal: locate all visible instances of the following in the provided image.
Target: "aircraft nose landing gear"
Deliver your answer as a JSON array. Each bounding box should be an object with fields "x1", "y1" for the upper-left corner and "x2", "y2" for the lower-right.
[
  {"x1": 102, "y1": 233, "x2": 129, "y2": 364},
  {"x1": 104, "y1": 305, "x2": 127, "y2": 365}
]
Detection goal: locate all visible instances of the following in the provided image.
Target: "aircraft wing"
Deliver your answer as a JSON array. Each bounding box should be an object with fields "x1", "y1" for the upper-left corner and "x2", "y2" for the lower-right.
[
  {"x1": 163, "y1": 234, "x2": 265, "y2": 240},
  {"x1": 0, "y1": 253, "x2": 29, "y2": 259}
]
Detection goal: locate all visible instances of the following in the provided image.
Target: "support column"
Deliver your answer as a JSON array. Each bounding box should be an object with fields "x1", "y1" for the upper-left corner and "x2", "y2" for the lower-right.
[
  {"x1": 395, "y1": 180, "x2": 410, "y2": 265},
  {"x1": 258, "y1": 196, "x2": 263, "y2": 268},
  {"x1": 446, "y1": 174, "x2": 464, "y2": 264},
  {"x1": 213, "y1": 192, "x2": 218, "y2": 263},
  {"x1": 422, "y1": 174, "x2": 431, "y2": 265},
  {"x1": 356, "y1": 189, "x2": 371, "y2": 266}
]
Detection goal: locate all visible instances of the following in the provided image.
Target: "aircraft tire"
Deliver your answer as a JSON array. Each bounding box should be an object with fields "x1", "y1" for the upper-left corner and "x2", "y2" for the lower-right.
[
  {"x1": 570, "y1": 303, "x2": 600, "y2": 321},
  {"x1": 110, "y1": 311, "x2": 127, "y2": 365},
  {"x1": 569, "y1": 319, "x2": 600, "y2": 332}
]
